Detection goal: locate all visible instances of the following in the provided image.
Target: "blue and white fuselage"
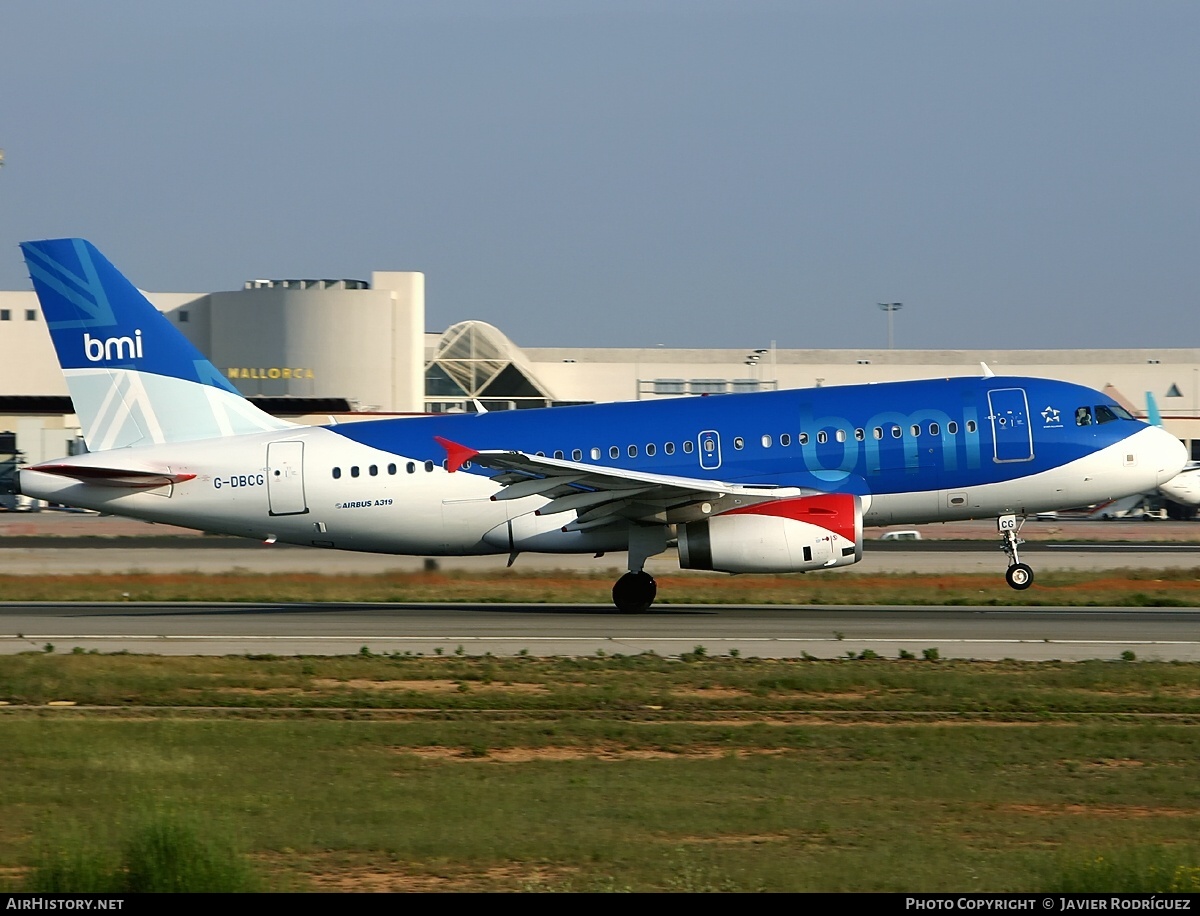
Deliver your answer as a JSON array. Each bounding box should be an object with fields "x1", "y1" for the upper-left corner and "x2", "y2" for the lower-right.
[{"x1": 15, "y1": 239, "x2": 1188, "y2": 610}]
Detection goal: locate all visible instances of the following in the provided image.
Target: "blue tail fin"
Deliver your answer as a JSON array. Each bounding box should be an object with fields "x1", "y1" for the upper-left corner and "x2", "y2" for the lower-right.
[{"x1": 21, "y1": 238, "x2": 292, "y2": 450}]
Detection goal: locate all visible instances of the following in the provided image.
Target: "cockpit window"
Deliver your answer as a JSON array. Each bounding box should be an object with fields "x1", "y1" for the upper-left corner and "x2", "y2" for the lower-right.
[
  {"x1": 1109, "y1": 405, "x2": 1135, "y2": 420},
  {"x1": 1075, "y1": 406, "x2": 1093, "y2": 426},
  {"x1": 1094, "y1": 405, "x2": 1120, "y2": 424}
]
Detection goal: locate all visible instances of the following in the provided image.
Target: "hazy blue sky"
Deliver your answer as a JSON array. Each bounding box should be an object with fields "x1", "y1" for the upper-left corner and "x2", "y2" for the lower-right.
[{"x1": 1, "y1": 0, "x2": 1196, "y2": 350}]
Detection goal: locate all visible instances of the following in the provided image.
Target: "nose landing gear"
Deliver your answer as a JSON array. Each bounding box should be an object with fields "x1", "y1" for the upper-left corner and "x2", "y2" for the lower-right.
[{"x1": 998, "y1": 514, "x2": 1034, "y2": 590}]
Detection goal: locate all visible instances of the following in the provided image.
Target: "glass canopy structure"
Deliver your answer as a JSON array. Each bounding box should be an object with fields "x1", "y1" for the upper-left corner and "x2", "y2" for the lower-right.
[{"x1": 424, "y1": 320, "x2": 555, "y2": 412}]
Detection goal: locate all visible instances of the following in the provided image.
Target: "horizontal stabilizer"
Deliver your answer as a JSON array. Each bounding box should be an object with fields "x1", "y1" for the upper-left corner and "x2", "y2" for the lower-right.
[{"x1": 28, "y1": 463, "x2": 196, "y2": 489}]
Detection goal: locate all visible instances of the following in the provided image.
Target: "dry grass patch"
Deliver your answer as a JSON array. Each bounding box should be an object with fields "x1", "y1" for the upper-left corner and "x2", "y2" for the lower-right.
[
  {"x1": 1005, "y1": 804, "x2": 1197, "y2": 819},
  {"x1": 281, "y1": 855, "x2": 574, "y2": 893},
  {"x1": 312, "y1": 678, "x2": 546, "y2": 693},
  {"x1": 677, "y1": 833, "x2": 792, "y2": 846},
  {"x1": 397, "y1": 743, "x2": 791, "y2": 762},
  {"x1": 199, "y1": 687, "x2": 306, "y2": 696},
  {"x1": 668, "y1": 686, "x2": 752, "y2": 698},
  {"x1": 1079, "y1": 758, "x2": 1146, "y2": 769}
]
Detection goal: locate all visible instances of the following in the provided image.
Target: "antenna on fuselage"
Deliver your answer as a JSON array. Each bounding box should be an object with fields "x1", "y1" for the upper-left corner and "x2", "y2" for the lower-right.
[{"x1": 980, "y1": 362, "x2": 995, "y2": 379}]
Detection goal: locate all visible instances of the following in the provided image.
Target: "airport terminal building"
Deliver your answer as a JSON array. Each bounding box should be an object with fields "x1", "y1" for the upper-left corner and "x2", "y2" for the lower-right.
[{"x1": 3, "y1": 266, "x2": 1200, "y2": 475}]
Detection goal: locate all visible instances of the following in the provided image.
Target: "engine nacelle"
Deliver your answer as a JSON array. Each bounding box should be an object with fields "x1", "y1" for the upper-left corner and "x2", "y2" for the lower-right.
[
  {"x1": 677, "y1": 493, "x2": 862, "y2": 574},
  {"x1": 1158, "y1": 465, "x2": 1200, "y2": 507}
]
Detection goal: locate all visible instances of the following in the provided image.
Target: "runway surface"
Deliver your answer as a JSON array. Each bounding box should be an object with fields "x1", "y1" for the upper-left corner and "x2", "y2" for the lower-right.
[
  {"x1": 3, "y1": 602, "x2": 1199, "y2": 661},
  {"x1": 2, "y1": 514, "x2": 1198, "y2": 660}
]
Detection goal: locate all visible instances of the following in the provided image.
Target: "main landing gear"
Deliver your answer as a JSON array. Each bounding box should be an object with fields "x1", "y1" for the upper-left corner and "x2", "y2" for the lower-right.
[
  {"x1": 613, "y1": 571, "x2": 657, "y2": 614},
  {"x1": 998, "y1": 514, "x2": 1034, "y2": 590},
  {"x1": 612, "y1": 524, "x2": 668, "y2": 613}
]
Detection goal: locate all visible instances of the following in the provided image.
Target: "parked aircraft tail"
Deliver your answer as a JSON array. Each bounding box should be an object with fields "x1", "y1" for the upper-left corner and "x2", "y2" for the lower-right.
[
  {"x1": 1146, "y1": 391, "x2": 1163, "y2": 427},
  {"x1": 21, "y1": 238, "x2": 292, "y2": 451}
]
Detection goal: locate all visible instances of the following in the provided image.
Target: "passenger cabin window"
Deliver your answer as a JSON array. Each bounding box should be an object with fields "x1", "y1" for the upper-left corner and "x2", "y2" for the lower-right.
[
  {"x1": 733, "y1": 437, "x2": 744, "y2": 450},
  {"x1": 683, "y1": 440, "x2": 694, "y2": 454},
  {"x1": 780, "y1": 433, "x2": 791, "y2": 447},
  {"x1": 854, "y1": 428, "x2": 865, "y2": 441},
  {"x1": 761, "y1": 435, "x2": 772, "y2": 448},
  {"x1": 627, "y1": 445, "x2": 638, "y2": 458},
  {"x1": 891, "y1": 426, "x2": 902, "y2": 439},
  {"x1": 947, "y1": 421, "x2": 959, "y2": 435},
  {"x1": 369, "y1": 465, "x2": 378, "y2": 476},
  {"x1": 387, "y1": 463, "x2": 397, "y2": 475},
  {"x1": 816, "y1": 431, "x2": 827, "y2": 444},
  {"x1": 609, "y1": 446, "x2": 619, "y2": 459},
  {"x1": 424, "y1": 460, "x2": 434, "y2": 472},
  {"x1": 664, "y1": 442, "x2": 675, "y2": 455},
  {"x1": 350, "y1": 466, "x2": 360, "y2": 478},
  {"x1": 967, "y1": 420, "x2": 977, "y2": 433},
  {"x1": 572, "y1": 449, "x2": 583, "y2": 461},
  {"x1": 591, "y1": 447, "x2": 601, "y2": 460},
  {"x1": 407, "y1": 462, "x2": 415, "y2": 474},
  {"x1": 332, "y1": 467, "x2": 341, "y2": 479},
  {"x1": 1075, "y1": 407, "x2": 1093, "y2": 426},
  {"x1": 873, "y1": 427, "x2": 883, "y2": 440},
  {"x1": 646, "y1": 443, "x2": 656, "y2": 456},
  {"x1": 799, "y1": 433, "x2": 809, "y2": 445},
  {"x1": 553, "y1": 450, "x2": 564, "y2": 459}
]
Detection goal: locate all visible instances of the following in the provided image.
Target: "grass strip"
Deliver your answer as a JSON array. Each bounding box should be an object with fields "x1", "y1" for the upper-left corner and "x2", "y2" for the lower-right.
[
  {"x1": 2, "y1": 567, "x2": 1200, "y2": 605},
  {"x1": 1, "y1": 655, "x2": 1199, "y2": 892}
]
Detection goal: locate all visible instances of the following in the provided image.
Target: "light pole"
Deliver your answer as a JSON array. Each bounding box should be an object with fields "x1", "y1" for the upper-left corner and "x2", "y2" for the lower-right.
[
  {"x1": 744, "y1": 354, "x2": 760, "y2": 385},
  {"x1": 878, "y1": 302, "x2": 903, "y2": 349}
]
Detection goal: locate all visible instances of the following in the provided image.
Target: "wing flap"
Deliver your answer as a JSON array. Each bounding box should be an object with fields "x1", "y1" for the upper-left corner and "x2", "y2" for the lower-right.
[
  {"x1": 535, "y1": 486, "x2": 657, "y2": 516},
  {"x1": 490, "y1": 473, "x2": 587, "y2": 501}
]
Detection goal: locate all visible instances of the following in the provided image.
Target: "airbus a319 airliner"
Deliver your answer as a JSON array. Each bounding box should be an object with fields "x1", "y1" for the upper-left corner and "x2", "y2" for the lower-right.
[{"x1": 14, "y1": 239, "x2": 1188, "y2": 611}]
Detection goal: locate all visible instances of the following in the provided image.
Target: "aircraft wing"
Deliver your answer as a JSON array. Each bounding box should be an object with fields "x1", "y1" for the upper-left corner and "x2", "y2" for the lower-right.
[{"x1": 435, "y1": 436, "x2": 808, "y2": 530}]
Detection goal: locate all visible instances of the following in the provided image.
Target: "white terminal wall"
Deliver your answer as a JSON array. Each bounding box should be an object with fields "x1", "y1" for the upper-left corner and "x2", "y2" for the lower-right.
[
  {"x1": 3, "y1": 283, "x2": 1200, "y2": 448},
  {"x1": 197, "y1": 271, "x2": 424, "y2": 412}
]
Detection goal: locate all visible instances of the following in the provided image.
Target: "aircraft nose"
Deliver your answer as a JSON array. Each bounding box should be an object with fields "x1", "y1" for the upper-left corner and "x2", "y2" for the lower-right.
[{"x1": 1150, "y1": 427, "x2": 1188, "y2": 486}]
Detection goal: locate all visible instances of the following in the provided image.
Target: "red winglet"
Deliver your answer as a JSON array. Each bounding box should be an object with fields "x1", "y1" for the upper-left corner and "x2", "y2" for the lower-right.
[{"x1": 434, "y1": 436, "x2": 479, "y2": 474}]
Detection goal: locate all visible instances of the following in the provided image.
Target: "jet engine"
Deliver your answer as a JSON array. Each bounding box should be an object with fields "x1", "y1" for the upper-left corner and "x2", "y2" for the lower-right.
[
  {"x1": 676, "y1": 493, "x2": 862, "y2": 574},
  {"x1": 1158, "y1": 464, "x2": 1200, "y2": 507}
]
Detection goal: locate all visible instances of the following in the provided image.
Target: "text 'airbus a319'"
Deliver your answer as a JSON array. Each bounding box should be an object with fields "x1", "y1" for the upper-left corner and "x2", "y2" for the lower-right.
[{"x1": 14, "y1": 239, "x2": 1188, "y2": 611}]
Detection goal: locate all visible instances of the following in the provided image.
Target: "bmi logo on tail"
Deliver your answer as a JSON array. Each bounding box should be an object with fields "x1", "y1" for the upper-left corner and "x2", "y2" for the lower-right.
[{"x1": 83, "y1": 330, "x2": 143, "y2": 362}]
